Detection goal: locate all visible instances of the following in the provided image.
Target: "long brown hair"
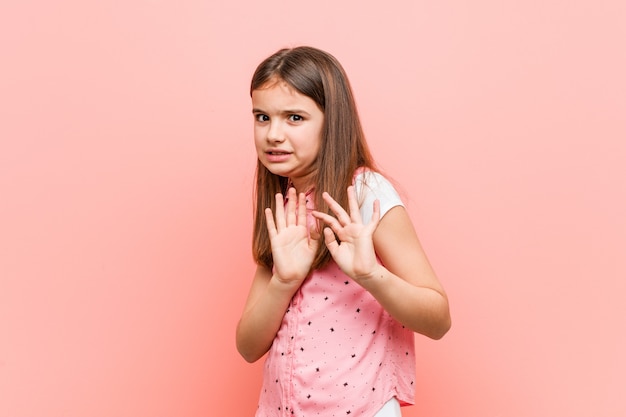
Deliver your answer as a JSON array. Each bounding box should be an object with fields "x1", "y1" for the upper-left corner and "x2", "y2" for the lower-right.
[{"x1": 251, "y1": 46, "x2": 377, "y2": 269}]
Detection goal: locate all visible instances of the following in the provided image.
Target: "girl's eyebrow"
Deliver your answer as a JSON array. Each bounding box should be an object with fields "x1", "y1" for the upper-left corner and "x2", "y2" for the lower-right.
[{"x1": 252, "y1": 108, "x2": 311, "y2": 116}]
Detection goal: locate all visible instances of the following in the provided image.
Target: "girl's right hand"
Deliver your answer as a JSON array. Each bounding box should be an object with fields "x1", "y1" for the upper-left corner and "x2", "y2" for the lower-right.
[{"x1": 265, "y1": 188, "x2": 319, "y2": 286}]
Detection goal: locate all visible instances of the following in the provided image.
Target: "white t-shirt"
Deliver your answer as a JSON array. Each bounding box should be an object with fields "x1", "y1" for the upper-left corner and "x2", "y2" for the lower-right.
[
  {"x1": 374, "y1": 397, "x2": 402, "y2": 417},
  {"x1": 354, "y1": 170, "x2": 404, "y2": 225}
]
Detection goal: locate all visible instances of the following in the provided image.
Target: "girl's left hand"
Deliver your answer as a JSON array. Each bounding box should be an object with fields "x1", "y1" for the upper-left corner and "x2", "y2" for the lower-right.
[{"x1": 312, "y1": 186, "x2": 381, "y2": 282}]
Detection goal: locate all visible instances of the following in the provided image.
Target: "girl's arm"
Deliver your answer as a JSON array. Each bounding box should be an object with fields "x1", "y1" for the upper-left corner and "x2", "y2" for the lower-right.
[
  {"x1": 236, "y1": 265, "x2": 301, "y2": 362},
  {"x1": 314, "y1": 187, "x2": 451, "y2": 340},
  {"x1": 236, "y1": 189, "x2": 319, "y2": 362},
  {"x1": 366, "y1": 205, "x2": 451, "y2": 339}
]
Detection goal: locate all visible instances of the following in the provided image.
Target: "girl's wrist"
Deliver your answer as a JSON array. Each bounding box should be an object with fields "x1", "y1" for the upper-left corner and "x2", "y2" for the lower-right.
[
  {"x1": 353, "y1": 264, "x2": 387, "y2": 286},
  {"x1": 270, "y1": 273, "x2": 305, "y2": 294}
]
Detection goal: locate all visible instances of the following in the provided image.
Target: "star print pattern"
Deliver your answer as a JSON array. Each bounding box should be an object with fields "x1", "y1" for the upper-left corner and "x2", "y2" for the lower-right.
[{"x1": 255, "y1": 171, "x2": 416, "y2": 417}]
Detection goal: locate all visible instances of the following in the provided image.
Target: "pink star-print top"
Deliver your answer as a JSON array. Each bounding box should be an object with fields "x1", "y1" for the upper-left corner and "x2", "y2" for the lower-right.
[{"x1": 256, "y1": 171, "x2": 416, "y2": 417}]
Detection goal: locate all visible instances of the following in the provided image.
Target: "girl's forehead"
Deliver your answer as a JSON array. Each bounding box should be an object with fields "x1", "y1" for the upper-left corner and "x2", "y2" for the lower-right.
[
  {"x1": 252, "y1": 77, "x2": 323, "y2": 113},
  {"x1": 255, "y1": 77, "x2": 296, "y2": 94},
  {"x1": 252, "y1": 81, "x2": 310, "y2": 104}
]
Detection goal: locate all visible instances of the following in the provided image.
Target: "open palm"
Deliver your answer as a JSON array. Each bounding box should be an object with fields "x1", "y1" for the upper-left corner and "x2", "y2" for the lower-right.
[
  {"x1": 266, "y1": 188, "x2": 319, "y2": 285},
  {"x1": 312, "y1": 186, "x2": 380, "y2": 281}
]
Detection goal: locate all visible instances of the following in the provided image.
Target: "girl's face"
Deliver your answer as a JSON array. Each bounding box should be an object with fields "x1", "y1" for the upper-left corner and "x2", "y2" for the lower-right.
[{"x1": 252, "y1": 80, "x2": 324, "y2": 192}]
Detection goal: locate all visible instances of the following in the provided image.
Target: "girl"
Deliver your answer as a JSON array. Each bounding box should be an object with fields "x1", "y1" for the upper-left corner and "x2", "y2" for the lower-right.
[{"x1": 236, "y1": 46, "x2": 451, "y2": 417}]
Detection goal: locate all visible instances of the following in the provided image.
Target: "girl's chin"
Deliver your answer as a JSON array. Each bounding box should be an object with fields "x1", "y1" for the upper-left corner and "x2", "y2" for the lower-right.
[
  {"x1": 261, "y1": 164, "x2": 289, "y2": 177},
  {"x1": 260, "y1": 163, "x2": 315, "y2": 184}
]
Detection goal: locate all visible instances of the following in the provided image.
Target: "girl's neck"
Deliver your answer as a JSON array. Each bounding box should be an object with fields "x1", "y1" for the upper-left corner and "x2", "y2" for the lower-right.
[{"x1": 287, "y1": 177, "x2": 314, "y2": 195}]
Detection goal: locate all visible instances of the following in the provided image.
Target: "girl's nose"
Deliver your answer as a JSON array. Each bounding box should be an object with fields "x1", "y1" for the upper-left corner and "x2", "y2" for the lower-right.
[{"x1": 266, "y1": 122, "x2": 285, "y2": 143}]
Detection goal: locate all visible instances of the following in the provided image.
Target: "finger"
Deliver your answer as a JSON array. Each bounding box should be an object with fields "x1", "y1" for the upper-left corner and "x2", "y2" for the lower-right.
[
  {"x1": 265, "y1": 207, "x2": 278, "y2": 238},
  {"x1": 366, "y1": 199, "x2": 381, "y2": 232},
  {"x1": 322, "y1": 191, "x2": 351, "y2": 225},
  {"x1": 285, "y1": 188, "x2": 297, "y2": 226},
  {"x1": 297, "y1": 191, "x2": 307, "y2": 227},
  {"x1": 274, "y1": 192, "x2": 286, "y2": 231},
  {"x1": 322, "y1": 227, "x2": 339, "y2": 253},
  {"x1": 308, "y1": 225, "x2": 321, "y2": 252},
  {"x1": 347, "y1": 185, "x2": 363, "y2": 223},
  {"x1": 311, "y1": 210, "x2": 343, "y2": 234},
  {"x1": 309, "y1": 223, "x2": 321, "y2": 241}
]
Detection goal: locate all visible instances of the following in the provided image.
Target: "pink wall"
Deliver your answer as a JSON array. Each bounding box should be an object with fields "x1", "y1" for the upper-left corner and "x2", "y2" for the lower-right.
[{"x1": 1, "y1": 1, "x2": 625, "y2": 416}]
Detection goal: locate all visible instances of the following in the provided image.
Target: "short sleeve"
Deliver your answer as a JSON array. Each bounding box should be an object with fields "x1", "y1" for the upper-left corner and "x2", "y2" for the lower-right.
[{"x1": 354, "y1": 170, "x2": 404, "y2": 225}]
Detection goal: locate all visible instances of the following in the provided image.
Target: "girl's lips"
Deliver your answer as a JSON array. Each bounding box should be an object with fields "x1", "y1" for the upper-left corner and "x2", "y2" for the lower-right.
[{"x1": 265, "y1": 150, "x2": 291, "y2": 163}]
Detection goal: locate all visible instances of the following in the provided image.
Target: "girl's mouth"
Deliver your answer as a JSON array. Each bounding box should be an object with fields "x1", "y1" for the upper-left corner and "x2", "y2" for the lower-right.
[{"x1": 265, "y1": 151, "x2": 291, "y2": 162}]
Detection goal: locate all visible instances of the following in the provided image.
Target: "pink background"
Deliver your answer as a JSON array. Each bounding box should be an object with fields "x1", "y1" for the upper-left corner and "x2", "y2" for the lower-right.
[{"x1": 1, "y1": 1, "x2": 625, "y2": 416}]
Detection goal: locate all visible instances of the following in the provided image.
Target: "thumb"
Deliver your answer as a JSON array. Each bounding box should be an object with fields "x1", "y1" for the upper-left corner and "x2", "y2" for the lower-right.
[
  {"x1": 309, "y1": 223, "x2": 321, "y2": 241},
  {"x1": 308, "y1": 224, "x2": 321, "y2": 251},
  {"x1": 323, "y1": 227, "x2": 339, "y2": 252}
]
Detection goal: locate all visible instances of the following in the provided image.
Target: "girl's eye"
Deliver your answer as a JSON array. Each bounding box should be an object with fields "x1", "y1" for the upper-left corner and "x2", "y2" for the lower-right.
[
  {"x1": 288, "y1": 114, "x2": 303, "y2": 122},
  {"x1": 255, "y1": 114, "x2": 269, "y2": 122}
]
